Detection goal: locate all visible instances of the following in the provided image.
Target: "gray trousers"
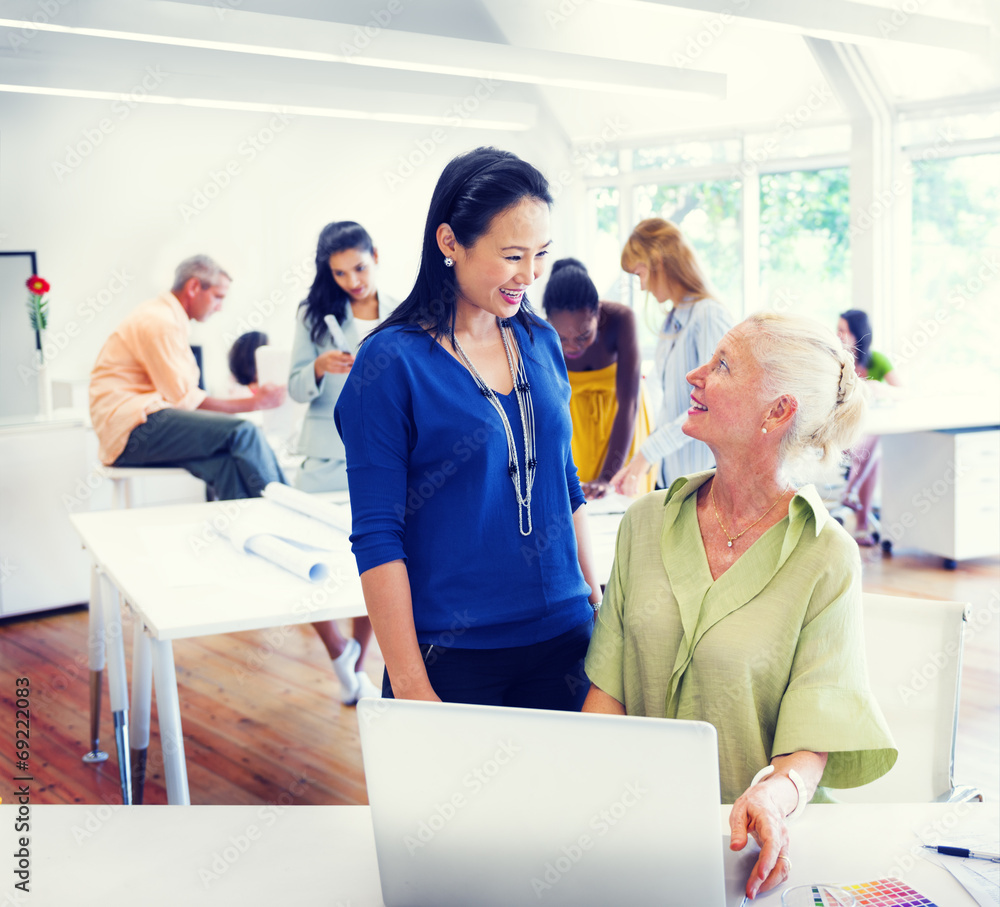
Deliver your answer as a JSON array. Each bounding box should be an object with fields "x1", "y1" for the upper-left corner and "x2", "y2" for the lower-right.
[{"x1": 114, "y1": 408, "x2": 286, "y2": 500}]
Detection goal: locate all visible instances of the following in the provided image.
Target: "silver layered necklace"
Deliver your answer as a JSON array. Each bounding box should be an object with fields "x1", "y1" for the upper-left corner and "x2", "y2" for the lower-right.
[{"x1": 450, "y1": 318, "x2": 536, "y2": 536}]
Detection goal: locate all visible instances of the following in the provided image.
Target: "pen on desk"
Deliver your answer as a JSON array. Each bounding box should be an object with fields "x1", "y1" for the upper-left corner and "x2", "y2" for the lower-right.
[{"x1": 922, "y1": 845, "x2": 1000, "y2": 863}]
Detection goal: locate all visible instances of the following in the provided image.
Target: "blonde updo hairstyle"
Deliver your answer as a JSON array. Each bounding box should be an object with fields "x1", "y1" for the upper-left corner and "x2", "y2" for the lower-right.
[
  {"x1": 743, "y1": 312, "x2": 869, "y2": 473},
  {"x1": 620, "y1": 218, "x2": 711, "y2": 304}
]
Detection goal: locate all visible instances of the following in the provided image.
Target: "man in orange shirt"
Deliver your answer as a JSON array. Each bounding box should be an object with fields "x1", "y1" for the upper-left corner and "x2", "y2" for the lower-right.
[{"x1": 90, "y1": 255, "x2": 286, "y2": 499}]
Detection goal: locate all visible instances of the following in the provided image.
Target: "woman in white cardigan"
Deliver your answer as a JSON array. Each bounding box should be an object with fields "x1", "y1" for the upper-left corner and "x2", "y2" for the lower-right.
[{"x1": 288, "y1": 221, "x2": 397, "y2": 703}]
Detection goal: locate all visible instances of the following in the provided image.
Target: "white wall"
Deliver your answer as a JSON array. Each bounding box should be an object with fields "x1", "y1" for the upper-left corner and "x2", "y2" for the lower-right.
[{"x1": 1, "y1": 91, "x2": 576, "y2": 396}]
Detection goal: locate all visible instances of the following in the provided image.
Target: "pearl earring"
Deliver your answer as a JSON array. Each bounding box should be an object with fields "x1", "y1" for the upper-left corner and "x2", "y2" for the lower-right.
[
  {"x1": 761, "y1": 427, "x2": 767, "y2": 434},
  {"x1": 443, "y1": 257, "x2": 454, "y2": 268}
]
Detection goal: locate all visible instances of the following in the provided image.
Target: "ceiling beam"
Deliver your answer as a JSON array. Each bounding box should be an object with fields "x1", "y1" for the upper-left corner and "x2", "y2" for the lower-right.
[
  {"x1": 0, "y1": 0, "x2": 726, "y2": 98},
  {"x1": 0, "y1": 53, "x2": 539, "y2": 129},
  {"x1": 624, "y1": 0, "x2": 992, "y2": 55}
]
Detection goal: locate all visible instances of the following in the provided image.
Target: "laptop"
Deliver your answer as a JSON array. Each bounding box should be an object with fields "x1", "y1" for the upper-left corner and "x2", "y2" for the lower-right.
[{"x1": 357, "y1": 699, "x2": 753, "y2": 907}]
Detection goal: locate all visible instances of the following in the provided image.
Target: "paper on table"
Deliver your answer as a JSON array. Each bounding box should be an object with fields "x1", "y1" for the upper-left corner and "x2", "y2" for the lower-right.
[
  {"x1": 943, "y1": 860, "x2": 999, "y2": 907},
  {"x1": 243, "y1": 533, "x2": 331, "y2": 582},
  {"x1": 918, "y1": 823, "x2": 1000, "y2": 907},
  {"x1": 262, "y1": 482, "x2": 352, "y2": 534},
  {"x1": 221, "y1": 498, "x2": 349, "y2": 583},
  {"x1": 584, "y1": 492, "x2": 634, "y2": 515}
]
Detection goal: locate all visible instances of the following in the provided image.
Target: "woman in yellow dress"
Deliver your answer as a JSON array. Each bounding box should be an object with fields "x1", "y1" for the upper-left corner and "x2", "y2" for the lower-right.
[{"x1": 543, "y1": 258, "x2": 653, "y2": 499}]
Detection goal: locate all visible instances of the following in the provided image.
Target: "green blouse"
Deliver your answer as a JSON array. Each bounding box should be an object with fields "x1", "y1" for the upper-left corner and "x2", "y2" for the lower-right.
[
  {"x1": 585, "y1": 471, "x2": 897, "y2": 804},
  {"x1": 866, "y1": 350, "x2": 893, "y2": 383}
]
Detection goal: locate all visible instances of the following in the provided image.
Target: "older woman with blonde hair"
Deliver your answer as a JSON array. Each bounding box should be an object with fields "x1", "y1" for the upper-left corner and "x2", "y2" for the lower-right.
[
  {"x1": 610, "y1": 218, "x2": 733, "y2": 494},
  {"x1": 584, "y1": 313, "x2": 897, "y2": 900}
]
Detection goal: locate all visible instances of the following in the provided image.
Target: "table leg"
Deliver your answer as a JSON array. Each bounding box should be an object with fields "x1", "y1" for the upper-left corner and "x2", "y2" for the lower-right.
[
  {"x1": 129, "y1": 619, "x2": 153, "y2": 804},
  {"x1": 151, "y1": 638, "x2": 190, "y2": 805},
  {"x1": 99, "y1": 572, "x2": 132, "y2": 804},
  {"x1": 82, "y1": 564, "x2": 109, "y2": 764}
]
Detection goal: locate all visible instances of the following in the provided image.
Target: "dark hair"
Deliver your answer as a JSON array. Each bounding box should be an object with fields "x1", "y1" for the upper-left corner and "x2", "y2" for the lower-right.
[
  {"x1": 228, "y1": 331, "x2": 269, "y2": 386},
  {"x1": 370, "y1": 147, "x2": 552, "y2": 343},
  {"x1": 542, "y1": 258, "x2": 599, "y2": 316},
  {"x1": 301, "y1": 221, "x2": 375, "y2": 343},
  {"x1": 839, "y1": 309, "x2": 873, "y2": 367}
]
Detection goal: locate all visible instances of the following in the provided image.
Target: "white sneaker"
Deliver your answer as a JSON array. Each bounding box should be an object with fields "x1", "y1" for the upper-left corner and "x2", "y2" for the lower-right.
[
  {"x1": 354, "y1": 671, "x2": 383, "y2": 702},
  {"x1": 332, "y1": 638, "x2": 361, "y2": 703}
]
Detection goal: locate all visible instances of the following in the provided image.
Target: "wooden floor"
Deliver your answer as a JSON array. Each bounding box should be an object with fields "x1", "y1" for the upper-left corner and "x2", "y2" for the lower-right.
[{"x1": 1, "y1": 547, "x2": 997, "y2": 807}]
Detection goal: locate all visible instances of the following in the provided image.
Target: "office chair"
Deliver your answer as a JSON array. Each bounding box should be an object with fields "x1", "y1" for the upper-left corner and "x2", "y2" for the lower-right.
[{"x1": 834, "y1": 593, "x2": 982, "y2": 803}]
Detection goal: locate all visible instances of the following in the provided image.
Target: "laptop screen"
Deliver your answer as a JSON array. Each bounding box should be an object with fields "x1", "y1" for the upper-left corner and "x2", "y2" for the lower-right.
[{"x1": 358, "y1": 699, "x2": 738, "y2": 907}]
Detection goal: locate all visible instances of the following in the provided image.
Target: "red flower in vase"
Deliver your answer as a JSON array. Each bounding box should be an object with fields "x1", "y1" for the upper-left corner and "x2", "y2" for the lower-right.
[{"x1": 27, "y1": 276, "x2": 51, "y2": 295}]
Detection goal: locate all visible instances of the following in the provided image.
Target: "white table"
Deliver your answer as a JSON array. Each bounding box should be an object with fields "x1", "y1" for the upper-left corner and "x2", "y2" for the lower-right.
[
  {"x1": 69, "y1": 497, "x2": 626, "y2": 807},
  {"x1": 863, "y1": 393, "x2": 1000, "y2": 437},
  {"x1": 0, "y1": 416, "x2": 90, "y2": 617},
  {"x1": 862, "y1": 394, "x2": 1000, "y2": 565},
  {"x1": 1, "y1": 803, "x2": 993, "y2": 905},
  {"x1": 69, "y1": 496, "x2": 367, "y2": 805}
]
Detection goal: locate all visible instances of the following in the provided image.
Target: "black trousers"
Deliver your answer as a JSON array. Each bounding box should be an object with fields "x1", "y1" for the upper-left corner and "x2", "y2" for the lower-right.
[
  {"x1": 114, "y1": 408, "x2": 286, "y2": 500},
  {"x1": 381, "y1": 619, "x2": 593, "y2": 712}
]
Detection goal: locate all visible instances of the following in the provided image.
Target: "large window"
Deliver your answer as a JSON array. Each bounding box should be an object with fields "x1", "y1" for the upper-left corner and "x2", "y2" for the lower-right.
[
  {"x1": 758, "y1": 167, "x2": 851, "y2": 328},
  {"x1": 584, "y1": 186, "x2": 623, "y2": 302},
  {"x1": 580, "y1": 118, "x2": 999, "y2": 378},
  {"x1": 905, "y1": 151, "x2": 1000, "y2": 390},
  {"x1": 633, "y1": 178, "x2": 742, "y2": 348}
]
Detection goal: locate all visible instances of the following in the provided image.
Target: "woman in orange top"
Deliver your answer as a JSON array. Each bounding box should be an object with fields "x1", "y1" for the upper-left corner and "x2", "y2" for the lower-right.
[{"x1": 543, "y1": 258, "x2": 652, "y2": 499}]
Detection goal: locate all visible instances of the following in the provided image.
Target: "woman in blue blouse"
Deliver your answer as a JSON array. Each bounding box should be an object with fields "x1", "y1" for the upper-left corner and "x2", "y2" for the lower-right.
[{"x1": 335, "y1": 147, "x2": 602, "y2": 708}]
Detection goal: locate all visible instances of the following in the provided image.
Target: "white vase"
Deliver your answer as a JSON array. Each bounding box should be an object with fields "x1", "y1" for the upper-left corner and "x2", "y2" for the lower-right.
[{"x1": 36, "y1": 353, "x2": 53, "y2": 419}]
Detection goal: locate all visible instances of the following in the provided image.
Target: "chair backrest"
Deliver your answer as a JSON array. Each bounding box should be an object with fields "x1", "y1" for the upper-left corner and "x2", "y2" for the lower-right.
[{"x1": 835, "y1": 593, "x2": 969, "y2": 803}]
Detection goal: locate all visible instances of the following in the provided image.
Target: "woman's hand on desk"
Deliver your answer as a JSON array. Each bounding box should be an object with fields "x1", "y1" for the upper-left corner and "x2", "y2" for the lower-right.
[
  {"x1": 729, "y1": 780, "x2": 792, "y2": 899},
  {"x1": 730, "y1": 751, "x2": 827, "y2": 899}
]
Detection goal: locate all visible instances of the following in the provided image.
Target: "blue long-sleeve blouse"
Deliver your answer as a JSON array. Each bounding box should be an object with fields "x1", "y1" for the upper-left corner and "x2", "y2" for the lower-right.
[{"x1": 334, "y1": 317, "x2": 592, "y2": 649}]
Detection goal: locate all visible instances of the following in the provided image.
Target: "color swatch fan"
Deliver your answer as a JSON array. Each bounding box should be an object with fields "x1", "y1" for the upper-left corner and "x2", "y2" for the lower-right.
[{"x1": 841, "y1": 878, "x2": 939, "y2": 906}]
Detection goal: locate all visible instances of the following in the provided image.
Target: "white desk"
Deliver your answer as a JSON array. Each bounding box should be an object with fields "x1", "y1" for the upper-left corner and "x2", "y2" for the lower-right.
[
  {"x1": 0, "y1": 417, "x2": 90, "y2": 617},
  {"x1": 863, "y1": 393, "x2": 999, "y2": 437},
  {"x1": 1, "y1": 803, "x2": 993, "y2": 905},
  {"x1": 862, "y1": 394, "x2": 1000, "y2": 565},
  {"x1": 69, "y1": 498, "x2": 626, "y2": 807},
  {"x1": 69, "y1": 496, "x2": 367, "y2": 805}
]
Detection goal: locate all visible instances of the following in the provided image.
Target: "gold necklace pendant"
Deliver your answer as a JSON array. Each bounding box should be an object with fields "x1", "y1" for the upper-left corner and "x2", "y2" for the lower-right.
[{"x1": 711, "y1": 480, "x2": 789, "y2": 548}]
